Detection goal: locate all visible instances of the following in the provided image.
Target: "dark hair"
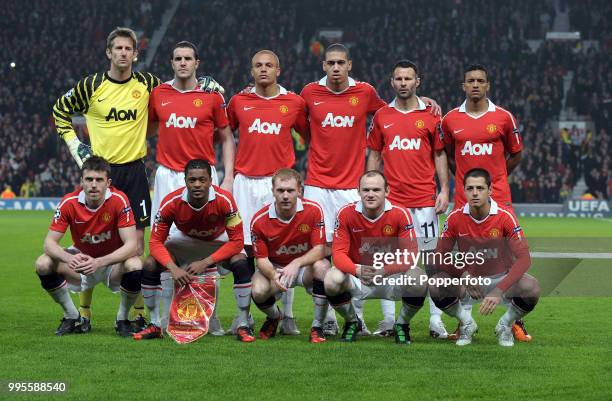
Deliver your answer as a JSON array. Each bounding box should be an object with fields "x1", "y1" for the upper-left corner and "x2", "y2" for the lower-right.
[
  {"x1": 325, "y1": 43, "x2": 350, "y2": 60},
  {"x1": 360, "y1": 170, "x2": 388, "y2": 188},
  {"x1": 184, "y1": 159, "x2": 211, "y2": 177},
  {"x1": 463, "y1": 168, "x2": 491, "y2": 187},
  {"x1": 391, "y1": 59, "x2": 419, "y2": 78},
  {"x1": 173, "y1": 41, "x2": 199, "y2": 60},
  {"x1": 464, "y1": 63, "x2": 488, "y2": 81},
  {"x1": 82, "y1": 156, "x2": 111, "y2": 177}
]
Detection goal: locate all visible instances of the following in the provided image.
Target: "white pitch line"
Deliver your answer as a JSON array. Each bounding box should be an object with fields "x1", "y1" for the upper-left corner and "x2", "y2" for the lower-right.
[{"x1": 531, "y1": 252, "x2": 612, "y2": 259}]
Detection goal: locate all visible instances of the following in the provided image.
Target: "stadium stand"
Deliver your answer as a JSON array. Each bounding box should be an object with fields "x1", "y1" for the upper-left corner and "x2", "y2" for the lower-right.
[{"x1": 0, "y1": 0, "x2": 609, "y2": 201}]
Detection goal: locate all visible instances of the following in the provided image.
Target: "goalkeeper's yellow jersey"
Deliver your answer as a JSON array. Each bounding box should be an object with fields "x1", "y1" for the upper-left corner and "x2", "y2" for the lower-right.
[{"x1": 53, "y1": 71, "x2": 161, "y2": 164}]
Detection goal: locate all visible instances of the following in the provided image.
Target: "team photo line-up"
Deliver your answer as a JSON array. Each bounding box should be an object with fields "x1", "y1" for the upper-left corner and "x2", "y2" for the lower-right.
[{"x1": 39, "y1": 26, "x2": 539, "y2": 346}]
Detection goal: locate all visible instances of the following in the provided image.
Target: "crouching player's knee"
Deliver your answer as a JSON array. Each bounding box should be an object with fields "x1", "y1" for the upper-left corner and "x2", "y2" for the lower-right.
[
  {"x1": 35, "y1": 254, "x2": 55, "y2": 275},
  {"x1": 511, "y1": 274, "x2": 540, "y2": 313},
  {"x1": 324, "y1": 268, "x2": 346, "y2": 297}
]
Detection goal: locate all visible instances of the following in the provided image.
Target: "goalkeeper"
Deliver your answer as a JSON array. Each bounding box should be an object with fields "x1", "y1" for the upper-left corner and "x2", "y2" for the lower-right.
[{"x1": 52, "y1": 27, "x2": 222, "y2": 333}]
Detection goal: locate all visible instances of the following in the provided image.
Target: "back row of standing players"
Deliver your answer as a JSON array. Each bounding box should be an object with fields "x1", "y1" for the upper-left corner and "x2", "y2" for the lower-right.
[{"x1": 49, "y1": 27, "x2": 532, "y2": 343}]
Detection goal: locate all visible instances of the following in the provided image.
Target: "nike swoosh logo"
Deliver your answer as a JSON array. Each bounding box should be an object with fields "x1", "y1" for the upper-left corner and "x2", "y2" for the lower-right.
[
  {"x1": 75, "y1": 220, "x2": 87, "y2": 224},
  {"x1": 454, "y1": 129, "x2": 465, "y2": 134},
  {"x1": 458, "y1": 233, "x2": 469, "y2": 237},
  {"x1": 97, "y1": 98, "x2": 105, "y2": 102},
  {"x1": 423, "y1": 239, "x2": 435, "y2": 244},
  {"x1": 384, "y1": 123, "x2": 394, "y2": 129},
  {"x1": 268, "y1": 236, "x2": 280, "y2": 241},
  {"x1": 352, "y1": 228, "x2": 365, "y2": 232},
  {"x1": 161, "y1": 101, "x2": 172, "y2": 106},
  {"x1": 243, "y1": 106, "x2": 255, "y2": 111},
  {"x1": 140, "y1": 217, "x2": 148, "y2": 222},
  {"x1": 313, "y1": 101, "x2": 324, "y2": 106}
]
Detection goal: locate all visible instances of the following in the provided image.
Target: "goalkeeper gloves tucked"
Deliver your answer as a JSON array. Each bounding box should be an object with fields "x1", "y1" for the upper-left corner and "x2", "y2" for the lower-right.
[
  {"x1": 198, "y1": 76, "x2": 225, "y2": 94},
  {"x1": 66, "y1": 137, "x2": 93, "y2": 168}
]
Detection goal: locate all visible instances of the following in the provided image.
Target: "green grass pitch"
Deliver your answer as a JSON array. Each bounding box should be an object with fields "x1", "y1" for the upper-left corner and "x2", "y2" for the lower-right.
[{"x1": 1, "y1": 212, "x2": 611, "y2": 401}]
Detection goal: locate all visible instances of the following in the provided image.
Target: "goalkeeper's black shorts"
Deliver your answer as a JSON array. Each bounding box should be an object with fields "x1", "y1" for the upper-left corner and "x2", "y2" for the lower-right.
[{"x1": 110, "y1": 159, "x2": 151, "y2": 229}]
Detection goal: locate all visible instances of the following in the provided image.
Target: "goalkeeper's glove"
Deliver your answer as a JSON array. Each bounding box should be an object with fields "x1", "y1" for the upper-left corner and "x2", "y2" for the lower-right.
[
  {"x1": 66, "y1": 137, "x2": 93, "y2": 168},
  {"x1": 198, "y1": 76, "x2": 225, "y2": 94}
]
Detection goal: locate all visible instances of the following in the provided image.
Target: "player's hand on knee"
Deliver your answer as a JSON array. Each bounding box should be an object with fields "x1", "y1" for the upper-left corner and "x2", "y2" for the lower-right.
[
  {"x1": 279, "y1": 261, "x2": 300, "y2": 289},
  {"x1": 197, "y1": 76, "x2": 225, "y2": 94},
  {"x1": 170, "y1": 267, "x2": 192, "y2": 287},
  {"x1": 75, "y1": 256, "x2": 101, "y2": 275},
  {"x1": 68, "y1": 253, "x2": 89, "y2": 270},
  {"x1": 357, "y1": 265, "x2": 377, "y2": 286},
  {"x1": 479, "y1": 288, "x2": 502, "y2": 315},
  {"x1": 273, "y1": 271, "x2": 287, "y2": 292},
  {"x1": 465, "y1": 282, "x2": 484, "y2": 300},
  {"x1": 186, "y1": 260, "x2": 209, "y2": 275}
]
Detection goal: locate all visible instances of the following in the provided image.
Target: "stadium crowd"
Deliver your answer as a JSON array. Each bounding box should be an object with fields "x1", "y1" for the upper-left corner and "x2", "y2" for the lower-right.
[{"x1": 0, "y1": 0, "x2": 609, "y2": 201}]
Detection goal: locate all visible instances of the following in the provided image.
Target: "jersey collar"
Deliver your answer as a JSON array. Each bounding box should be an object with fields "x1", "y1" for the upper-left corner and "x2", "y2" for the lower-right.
[
  {"x1": 249, "y1": 84, "x2": 288, "y2": 99},
  {"x1": 355, "y1": 199, "x2": 392, "y2": 222},
  {"x1": 167, "y1": 79, "x2": 202, "y2": 93},
  {"x1": 458, "y1": 99, "x2": 496, "y2": 113},
  {"x1": 181, "y1": 186, "x2": 216, "y2": 205},
  {"x1": 318, "y1": 76, "x2": 356, "y2": 90},
  {"x1": 269, "y1": 198, "x2": 304, "y2": 220},
  {"x1": 78, "y1": 188, "x2": 112, "y2": 211},
  {"x1": 388, "y1": 97, "x2": 426, "y2": 113},
  {"x1": 462, "y1": 198, "x2": 499, "y2": 222}
]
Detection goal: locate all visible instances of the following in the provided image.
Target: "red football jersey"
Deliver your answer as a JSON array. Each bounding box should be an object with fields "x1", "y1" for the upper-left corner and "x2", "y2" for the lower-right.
[
  {"x1": 367, "y1": 98, "x2": 444, "y2": 207},
  {"x1": 301, "y1": 77, "x2": 386, "y2": 189},
  {"x1": 50, "y1": 187, "x2": 134, "y2": 258},
  {"x1": 441, "y1": 100, "x2": 522, "y2": 207},
  {"x1": 149, "y1": 81, "x2": 229, "y2": 171},
  {"x1": 250, "y1": 198, "x2": 325, "y2": 266},
  {"x1": 438, "y1": 199, "x2": 530, "y2": 292},
  {"x1": 227, "y1": 86, "x2": 308, "y2": 177},
  {"x1": 150, "y1": 185, "x2": 244, "y2": 266},
  {"x1": 332, "y1": 200, "x2": 417, "y2": 276}
]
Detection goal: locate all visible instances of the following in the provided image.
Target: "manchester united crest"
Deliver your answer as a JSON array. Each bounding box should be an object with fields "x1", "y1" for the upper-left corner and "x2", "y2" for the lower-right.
[
  {"x1": 489, "y1": 228, "x2": 500, "y2": 238},
  {"x1": 349, "y1": 96, "x2": 359, "y2": 106},
  {"x1": 102, "y1": 212, "x2": 111, "y2": 223},
  {"x1": 132, "y1": 90, "x2": 141, "y2": 99},
  {"x1": 279, "y1": 105, "x2": 289, "y2": 114},
  {"x1": 415, "y1": 119, "x2": 425, "y2": 129},
  {"x1": 486, "y1": 124, "x2": 497, "y2": 133},
  {"x1": 382, "y1": 224, "x2": 395, "y2": 236},
  {"x1": 193, "y1": 98, "x2": 203, "y2": 107},
  {"x1": 298, "y1": 223, "x2": 311, "y2": 233},
  {"x1": 176, "y1": 296, "x2": 204, "y2": 321}
]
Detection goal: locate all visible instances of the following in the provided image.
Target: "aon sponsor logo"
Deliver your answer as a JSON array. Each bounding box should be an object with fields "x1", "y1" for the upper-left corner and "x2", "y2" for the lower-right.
[
  {"x1": 359, "y1": 242, "x2": 392, "y2": 255},
  {"x1": 188, "y1": 228, "x2": 217, "y2": 237},
  {"x1": 276, "y1": 243, "x2": 309, "y2": 255},
  {"x1": 389, "y1": 136, "x2": 421, "y2": 150},
  {"x1": 81, "y1": 231, "x2": 111, "y2": 244},
  {"x1": 248, "y1": 119, "x2": 281, "y2": 135},
  {"x1": 166, "y1": 113, "x2": 197, "y2": 128},
  {"x1": 461, "y1": 141, "x2": 492, "y2": 156},
  {"x1": 321, "y1": 113, "x2": 354, "y2": 128},
  {"x1": 105, "y1": 108, "x2": 137, "y2": 121}
]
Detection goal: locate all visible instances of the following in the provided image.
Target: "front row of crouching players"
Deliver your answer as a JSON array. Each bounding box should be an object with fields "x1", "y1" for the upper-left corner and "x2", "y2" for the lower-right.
[
  {"x1": 35, "y1": 156, "x2": 143, "y2": 336},
  {"x1": 135, "y1": 159, "x2": 255, "y2": 342},
  {"x1": 36, "y1": 159, "x2": 539, "y2": 346}
]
